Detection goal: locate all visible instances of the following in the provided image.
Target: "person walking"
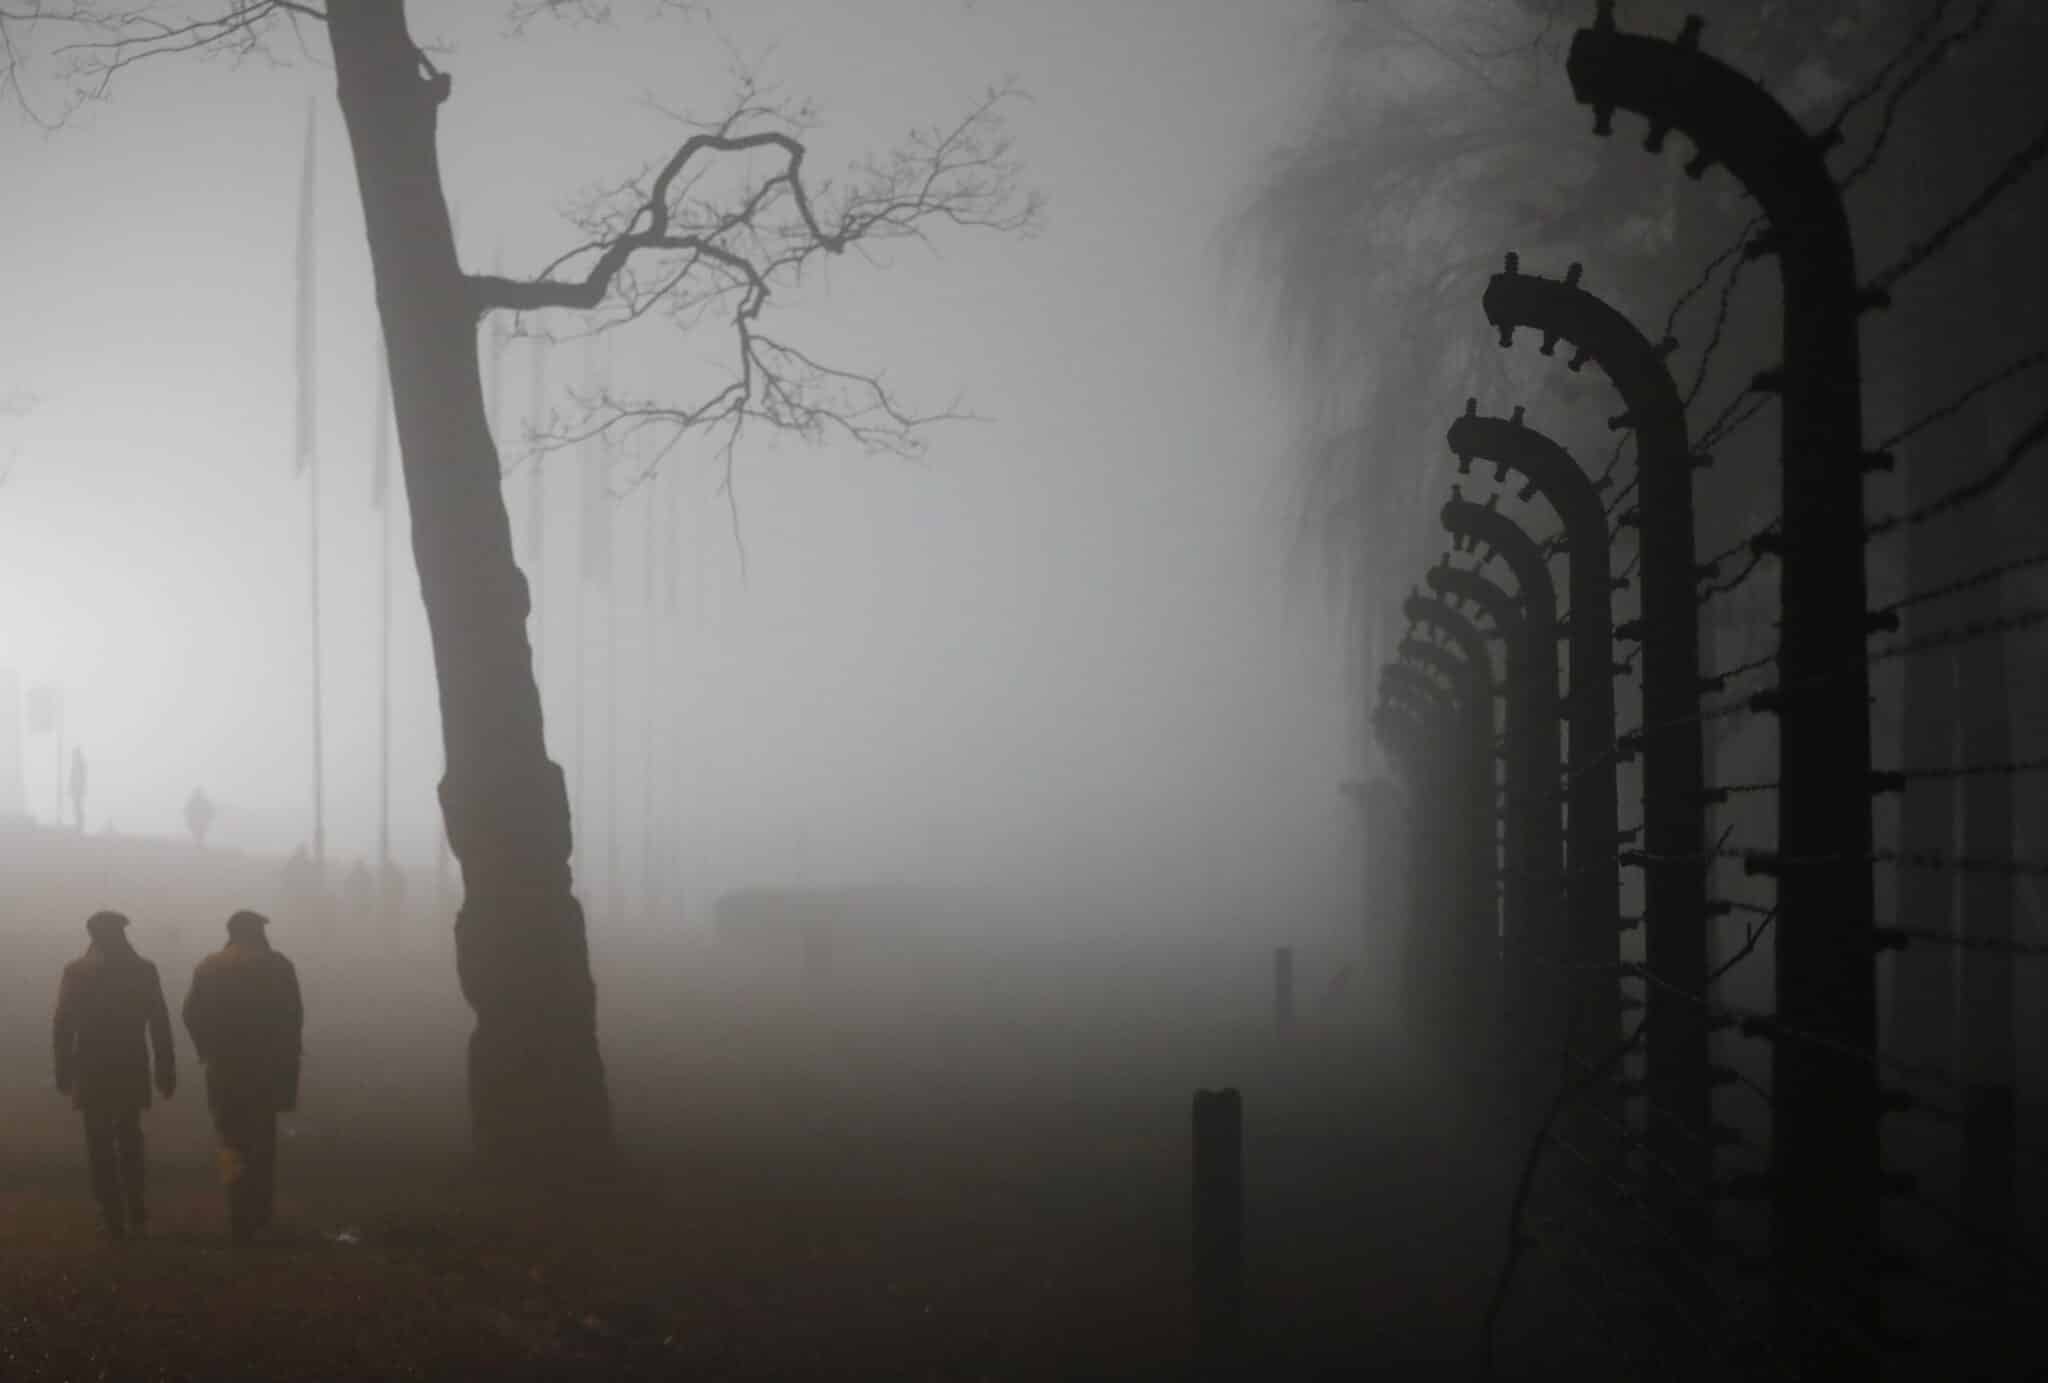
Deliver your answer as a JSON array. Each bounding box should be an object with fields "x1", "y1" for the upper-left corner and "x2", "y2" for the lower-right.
[
  {"x1": 52, "y1": 910, "x2": 177, "y2": 1240},
  {"x1": 182, "y1": 910, "x2": 303, "y2": 1243}
]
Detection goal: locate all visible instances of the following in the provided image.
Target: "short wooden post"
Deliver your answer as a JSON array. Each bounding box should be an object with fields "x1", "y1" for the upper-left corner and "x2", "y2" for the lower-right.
[
  {"x1": 1192, "y1": 1088, "x2": 1243, "y2": 1368},
  {"x1": 1272, "y1": 946, "x2": 1294, "y2": 1034}
]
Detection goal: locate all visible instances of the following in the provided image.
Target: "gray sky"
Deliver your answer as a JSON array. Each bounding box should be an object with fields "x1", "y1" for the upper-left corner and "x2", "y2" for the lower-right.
[{"x1": 0, "y1": 0, "x2": 1363, "y2": 938}]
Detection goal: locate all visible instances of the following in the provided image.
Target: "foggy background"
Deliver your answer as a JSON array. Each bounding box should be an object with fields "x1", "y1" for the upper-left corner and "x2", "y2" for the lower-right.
[{"x1": 0, "y1": 0, "x2": 1364, "y2": 949}]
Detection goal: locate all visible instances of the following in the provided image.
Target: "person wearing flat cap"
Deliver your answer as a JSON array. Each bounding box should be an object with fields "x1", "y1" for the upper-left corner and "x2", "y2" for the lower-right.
[
  {"x1": 52, "y1": 909, "x2": 177, "y2": 1240},
  {"x1": 183, "y1": 909, "x2": 303, "y2": 1243}
]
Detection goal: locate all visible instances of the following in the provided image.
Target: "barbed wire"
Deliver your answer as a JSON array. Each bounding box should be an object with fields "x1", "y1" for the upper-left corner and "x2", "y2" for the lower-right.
[
  {"x1": 1867, "y1": 601, "x2": 2048, "y2": 664},
  {"x1": 1681, "y1": 248, "x2": 1758, "y2": 411},
  {"x1": 1866, "y1": 103, "x2": 2048, "y2": 297},
  {"x1": 1835, "y1": 0, "x2": 1999, "y2": 191},
  {"x1": 1892, "y1": 754, "x2": 2048, "y2": 781},
  {"x1": 1698, "y1": 547, "x2": 1773, "y2": 603},
  {"x1": 1873, "y1": 846, "x2": 2048, "y2": 877},
  {"x1": 1879, "y1": 924, "x2": 2048, "y2": 956},
  {"x1": 1660, "y1": 216, "x2": 1764, "y2": 347},
  {"x1": 1871, "y1": 543, "x2": 2048, "y2": 618},
  {"x1": 1694, "y1": 390, "x2": 1773, "y2": 455},
  {"x1": 1822, "y1": 0, "x2": 1964, "y2": 152},
  {"x1": 1866, "y1": 399, "x2": 2048, "y2": 538},
  {"x1": 1873, "y1": 342, "x2": 2048, "y2": 454},
  {"x1": 1544, "y1": 1129, "x2": 1854, "y2": 1375}
]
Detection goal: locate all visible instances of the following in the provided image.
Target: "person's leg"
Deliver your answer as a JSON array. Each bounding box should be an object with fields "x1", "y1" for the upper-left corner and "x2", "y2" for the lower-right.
[
  {"x1": 250, "y1": 1111, "x2": 277, "y2": 1230},
  {"x1": 214, "y1": 1099, "x2": 255, "y2": 1243},
  {"x1": 115, "y1": 1107, "x2": 145, "y2": 1232},
  {"x1": 81, "y1": 1107, "x2": 124, "y2": 1237}
]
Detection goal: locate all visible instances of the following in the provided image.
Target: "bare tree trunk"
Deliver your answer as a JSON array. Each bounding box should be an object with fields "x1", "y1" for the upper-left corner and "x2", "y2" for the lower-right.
[{"x1": 328, "y1": 0, "x2": 612, "y2": 1173}]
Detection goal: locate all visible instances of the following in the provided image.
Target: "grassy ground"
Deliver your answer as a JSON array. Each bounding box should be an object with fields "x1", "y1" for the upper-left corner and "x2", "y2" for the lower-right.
[{"x1": 0, "y1": 926, "x2": 1533, "y2": 1380}]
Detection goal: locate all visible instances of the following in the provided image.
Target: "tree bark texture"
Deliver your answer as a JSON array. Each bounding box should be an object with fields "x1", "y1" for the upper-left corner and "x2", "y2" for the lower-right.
[{"x1": 328, "y1": 0, "x2": 613, "y2": 1172}]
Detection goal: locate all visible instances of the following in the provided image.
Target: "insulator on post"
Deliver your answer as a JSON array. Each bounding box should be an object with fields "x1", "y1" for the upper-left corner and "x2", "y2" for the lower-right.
[
  {"x1": 1619, "y1": 994, "x2": 1644, "y2": 1011},
  {"x1": 1614, "y1": 619, "x2": 1644, "y2": 641},
  {"x1": 1690, "y1": 787, "x2": 1730, "y2": 807},
  {"x1": 1614, "y1": 507, "x2": 1641, "y2": 529},
  {"x1": 1750, "y1": 531, "x2": 1785, "y2": 557},
  {"x1": 1743, "y1": 232, "x2": 1782, "y2": 261},
  {"x1": 1617, "y1": 731, "x2": 1644, "y2": 759},
  {"x1": 1497, "y1": 324, "x2": 1515, "y2": 348},
  {"x1": 1510, "y1": 405, "x2": 1526, "y2": 426},
  {"x1": 1861, "y1": 450, "x2": 1895, "y2": 473},
  {"x1": 1741, "y1": 851, "x2": 1781, "y2": 878},
  {"x1": 1704, "y1": 901, "x2": 1734, "y2": 919},
  {"x1": 1859, "y1": 287, "x2": 1894, "y2": 314},
  {"x1": 1644, "y1": 122, "x2": 1672, "y2": 155},
  {"x1": 1617, "y1": 826, "x2": 1641, "y2": 845},
  {"x1": 1707, "y1": 1067, "x2": 1743, "y2": 1089},
  {"x1": 1812, "y1": 125, "x2": 1845, "y2": 154},
  {"x1": 1873, "y1": 927, "x2": 1909, "y2": 953},
  {"x1": 1748, "y1": 687, "x2": 1787, "y2": 715},
  {"x1": 1607, "y1": 410, "x2": 1635, "y2": 432},
  {"x1": 1736, "y1": 1014, "x2": 1777, "y2": 1041},
  {"x1": 1567, "y1": 346, "x2": 1592, "y2": 373},
  {"x1": 1519, "y1": 480, "x2": 1541, "y2": 504},
  {"x1": 1697, "y1": 675, "x2": 1728, "y2": 696},
  {"x1": 1751, "y1": 367, "x2": 1786, "y2": 394},
  {"x1": 1564, "y1": 262, "x2": 1584, "y2": 288},
  {"x1": 1540, "y1": 331, "x2": 1560, "y2": 357},
  {"x1": 1618, "y1": 849, "x2": 1648, "y2": 868},
  {"x1": 1866, "y1": 771, "x2": 1906, "y2": 795},
  {"x1": 1676, "y1": 15, "x2": 1704, "y2": 49},
  {"x1": 1684, "y1": 147, "x2": 1718, "y2": 181},
  {"x1": 1618, "y1": 915, "x2": 1643, "y2": 933}
]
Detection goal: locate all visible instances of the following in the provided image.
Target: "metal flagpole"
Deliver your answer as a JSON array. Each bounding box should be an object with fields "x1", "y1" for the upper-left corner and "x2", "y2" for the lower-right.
[
  {"x1": 599, "y1": 339, "x2": 619, "y2": 926},
  {"x1": 642, "y1": 461, "x2": 657, "y2": 924},
  {"x1": 373, "y1": 331, "x2": 394, "y2": 894}
]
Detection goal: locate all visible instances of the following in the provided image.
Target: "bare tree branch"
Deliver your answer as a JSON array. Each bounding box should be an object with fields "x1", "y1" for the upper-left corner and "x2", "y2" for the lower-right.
[{"x1": 478, "y1": 75, "x2": 1037, "y2": 472}]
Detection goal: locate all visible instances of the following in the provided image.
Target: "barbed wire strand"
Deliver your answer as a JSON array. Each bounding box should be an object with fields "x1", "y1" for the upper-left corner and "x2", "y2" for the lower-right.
[
  {"x1": 1867, "y1": 104, "x2": 2048, "y2": 297},
  {"x1": 1836, "y1": 0, "x2": 1999, "y2": 191}
]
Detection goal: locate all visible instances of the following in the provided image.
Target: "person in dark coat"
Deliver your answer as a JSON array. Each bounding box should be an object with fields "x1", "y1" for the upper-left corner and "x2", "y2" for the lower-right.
[
  {"x1": 182, "y1": 910, "x2": 303, "y2": 1243},
  {"x1": 53, "y1": 910, "x2": 177, "y2": 1239}
]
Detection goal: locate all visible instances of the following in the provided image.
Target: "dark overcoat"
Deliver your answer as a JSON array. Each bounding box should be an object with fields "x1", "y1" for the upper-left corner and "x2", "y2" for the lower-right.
[
  {"x1": 183, "y1": 939, "x2": 303, "y2": 1114},
  {"x1": 53, "y1": 942, "x2": 176, "y2": 1111}
]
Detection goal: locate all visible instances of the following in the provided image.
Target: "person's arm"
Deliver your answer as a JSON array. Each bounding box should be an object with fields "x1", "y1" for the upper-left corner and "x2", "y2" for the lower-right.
[
  {"x1": 52, "y1": 969, "x2": 76, "y2": 1096},
  {"x1": 146, "y1": 965, "x2": 176, "y2": 1098},
  {"x1": 279, "y1": 957, "x2": 304, "y2": 1111},
  {"x1": 181, "y1": 965, "x2": 213, "y2": 1067}
]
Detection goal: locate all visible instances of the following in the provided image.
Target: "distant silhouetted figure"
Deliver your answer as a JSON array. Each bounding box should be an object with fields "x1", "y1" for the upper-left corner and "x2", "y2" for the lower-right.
[
  {"x1": 53, "y1": 910, "x2": 177, "y2": 1240},
  {"x1": 344, "y1": 859, "x2": 374, "y2": 925},
  {"x1": 281, "y1": 845, "x2": 321, "y2": 922},
  {"x1": 69, "y1": 747, "x2": 86, "y2": 833},
  {"x1": 379, "y1": 859, "x2": 407, "y2": 923},
  {"x1": 184, "y1": 788, "x2": 216, "y2": 848},
  {"x1": 183, "y1": 911, "x2": 302, "y2": 1243}
]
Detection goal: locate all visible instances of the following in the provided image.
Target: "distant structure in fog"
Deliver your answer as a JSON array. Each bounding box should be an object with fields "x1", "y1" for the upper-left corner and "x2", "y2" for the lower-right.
[{"x1": 0, "y1": 668, "x2": 24, "y2": 823}]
